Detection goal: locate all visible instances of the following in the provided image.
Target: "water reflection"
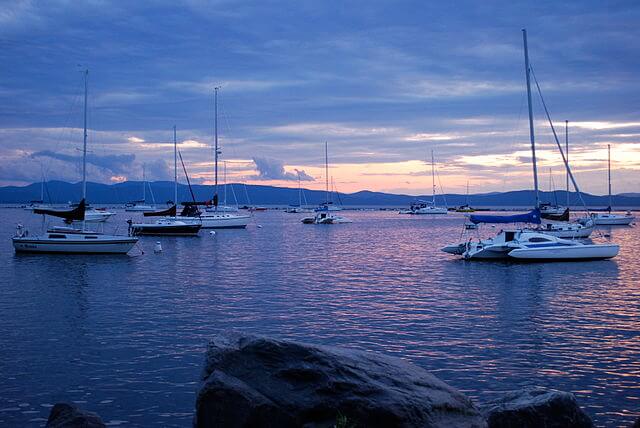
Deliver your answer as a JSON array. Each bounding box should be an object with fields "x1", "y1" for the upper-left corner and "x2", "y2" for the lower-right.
[{"x1": 0, "y1": 208, "x2": 638, "y2": 426}]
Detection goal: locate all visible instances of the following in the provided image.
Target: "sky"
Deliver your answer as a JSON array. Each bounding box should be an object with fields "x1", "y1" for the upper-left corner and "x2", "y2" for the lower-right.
[{"x1": 1, "y1": 0, "x2": 639, "y2": 196}]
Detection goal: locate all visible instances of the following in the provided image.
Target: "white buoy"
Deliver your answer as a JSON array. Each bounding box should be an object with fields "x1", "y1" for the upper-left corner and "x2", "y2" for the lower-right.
[
  {"x1": 209, "y1": 231, "x2": 216, "y2": 235},
  {"x1": 257, "y1": 224, "x2": 263, "y2": 228},
  {"x1": 154, "y1": 241, "x2": 162, "y2": 253}
]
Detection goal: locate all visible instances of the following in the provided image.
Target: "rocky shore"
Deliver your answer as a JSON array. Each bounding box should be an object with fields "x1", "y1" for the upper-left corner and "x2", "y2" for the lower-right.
[{"x1": 46, "y1": 332, "x2": 618, "y2": 427}]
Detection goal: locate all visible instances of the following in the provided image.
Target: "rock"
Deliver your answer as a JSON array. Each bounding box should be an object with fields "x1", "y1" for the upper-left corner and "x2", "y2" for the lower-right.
[
  {"x1": 481, "y1": 387, "x2": 593, "y2": 428},
  {"x1": 195, "y1": 332, "x2": 486, "y2": 428},
  {"x1": 46, "y1": 403, "x2": 105, "y2": 428}
]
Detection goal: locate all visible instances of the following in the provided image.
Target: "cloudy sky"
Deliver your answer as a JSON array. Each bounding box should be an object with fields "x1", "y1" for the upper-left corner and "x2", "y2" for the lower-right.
[{"x1": 1, "y1": 0, "x2": 639, "y2": 195}]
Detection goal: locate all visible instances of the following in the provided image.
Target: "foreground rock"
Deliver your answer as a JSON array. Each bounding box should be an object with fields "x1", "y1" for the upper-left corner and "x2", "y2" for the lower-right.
[
  {"x1": 482, "y1": 387, "x2": 593, "y2": 428},
  {"x1": 195, "y1": 332, "x2": 486, "y2": 427},
  {"x1": 46, "y1": 403, "x2": 106, "y2": 428}
]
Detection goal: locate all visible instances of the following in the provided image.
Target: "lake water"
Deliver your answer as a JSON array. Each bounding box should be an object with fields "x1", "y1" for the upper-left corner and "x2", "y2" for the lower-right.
[{"x1": 0, "y1": 208, "x2": 639, "y2": 427}]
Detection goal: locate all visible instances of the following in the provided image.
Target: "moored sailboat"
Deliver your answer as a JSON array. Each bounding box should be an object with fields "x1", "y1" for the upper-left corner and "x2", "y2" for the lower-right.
[
  {"x1": 441, "y1": 30, "x2": 618, "y2": 261},
  {"x1": 13, "y1": 70, "x2": 138, "y2": 254},
  {"x1": 400, "y1": 151, "x2": 447, "y2": 214},
  {"x1": 590, "y1": 145, "x2": 635, "y2": 226}
]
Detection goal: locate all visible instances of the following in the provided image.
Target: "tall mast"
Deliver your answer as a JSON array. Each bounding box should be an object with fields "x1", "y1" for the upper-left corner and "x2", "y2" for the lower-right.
[
  {"x1": 173, "y1": 125, "x2": 177, "y2": 209},
  {"x1": 142, "y1": 163, "x2": 146, "y2": 202},
  {"x1": 431, "y1": 150, "x2": 436, "y2": 204},
  {"x1": 298, "y1": 171, "x2": 302, "y2": 207},
  {"x1": 223, "y1": 161, "x2": 227, "y2": 206},
  {"x1": 565, "y1": 120, "x2": 569, "y2": 207},
  {"x1": 214, "y1": 86, "x2": 220, "y2": 209},
  {"x1": 82, "y1": 69, "x2": 88, "y2": 202},
  {"x1": 608, "y1": 144, "x2": 612, "y2": 211},
  {"x1": 522, "y1": 29, "x2": 540, "y2": 209},
  {"x1": 325, "y1": 141, "x2": 329, "y2": 204}
]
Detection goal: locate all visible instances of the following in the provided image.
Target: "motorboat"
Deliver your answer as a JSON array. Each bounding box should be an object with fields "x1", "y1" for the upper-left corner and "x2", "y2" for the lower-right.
[
  {"x1": 128, "y1": 217, "x2": 201, "y2": 236},
  {"x1": 301, "y1": 209, "x2": 352, "y2": 224},
  {"x1": 442, "y1": 229, "x2": 618, "y2": 260}
]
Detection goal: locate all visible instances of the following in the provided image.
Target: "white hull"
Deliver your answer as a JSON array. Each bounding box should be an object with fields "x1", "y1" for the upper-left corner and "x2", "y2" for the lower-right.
[
  {"x1": 508, "y1": 244, "x2": 619, "y2": 260},
  {"x1": 536, "y1": 222, "x2": 594, "y2": 238},
  {"x1": 302, "y1": 212, "x2": 352, "y2": 224},
  {"x1": 13, "y1": 233, "x2": 137, "y2": 254},
  {"x1": 125, "y1": 205, "x2": 156, "y2": 212},
  {"x1": 180, "y1": 213, "x2": 251, "y2": 229},
  {"x1": 400, "y1": 207, "x2": 448, "y2": 215},
  {"x1": 592, "y1": 213, "x2": 634, "y2": 225},
  {"x1": 71, "y1": 209, "x2": 115, "y2": 223}
]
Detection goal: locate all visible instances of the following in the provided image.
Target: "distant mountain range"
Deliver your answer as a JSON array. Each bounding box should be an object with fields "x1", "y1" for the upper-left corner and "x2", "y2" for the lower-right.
[{"x1": 1, "y1": 180, "x2": 639, "y2": 208}]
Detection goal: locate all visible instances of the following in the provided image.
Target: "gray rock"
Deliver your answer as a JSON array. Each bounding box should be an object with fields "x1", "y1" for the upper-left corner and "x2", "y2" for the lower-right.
[
  {"x1": 482, "y1": 387, "x2": 593, "y2": 428},
  {"x1": 46, "y1": 402, "x2": 105, "y2": 428},
  {"x1": 195, "y1": 332, "x2": 486, "y2": 428}
]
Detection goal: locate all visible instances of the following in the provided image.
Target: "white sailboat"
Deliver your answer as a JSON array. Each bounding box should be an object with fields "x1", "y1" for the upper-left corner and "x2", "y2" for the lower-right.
[
  {"x1": 205, "y1": 162, "x2": 239, "y2": 213},
  {"x1": 442, "y1": 30, "x2": 618, "y2": 261},
  {"x1": 128, "y1": 126, "x2": 202, "y2": 236},
  {"x1": 125, "y1": 164, "x2": 157, "y2": 212},
  {"x1": 285, "y1": 171, "x2": 313, "y2": 213},
  {"x1": 302, "y1": 142, "x2": 352, "y2": 224},
  {"x1": 13, "y1": 70, "x2": 138, "y2": 254},
  {"x1": 590, "y1": 145, "x2": 635, "y2": 225},
  {"x1": 399, "y1": 150, "x2": 447, "y2": 214},
  {"x1": 188, "y1": 87, "x2": 250, "y2": 228}
]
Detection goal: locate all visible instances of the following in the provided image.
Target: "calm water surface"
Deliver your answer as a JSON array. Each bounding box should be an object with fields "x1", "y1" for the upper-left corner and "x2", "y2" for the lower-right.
[{"x1": 0, "y1": 208, "x2": 639, "y2": 426}]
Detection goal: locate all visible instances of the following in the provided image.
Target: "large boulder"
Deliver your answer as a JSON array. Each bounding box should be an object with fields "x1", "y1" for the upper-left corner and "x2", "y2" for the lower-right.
[
  {"x1": 481, "y1": 387, "x2": 593, "y2": 428},
  {"x1": 195, "y1": 332, "x2": 486, "y2": 428},
  {"x1": 46, "y1": 403, "x2": 105, "y2": 428}
]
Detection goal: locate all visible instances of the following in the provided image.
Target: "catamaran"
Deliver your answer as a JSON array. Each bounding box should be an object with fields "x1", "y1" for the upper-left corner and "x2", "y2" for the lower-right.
[
  {"x1": 589, "y1": 145, "x2": 635, "y2": 226},
  {"x1": 13, "y1": 70, "x2": 138, "y2": 254},
  {"x1": 399, "y1": 150, "x2": 448, "y2": 214},
  {"x1": 442, "y1": 30, "x2": 618, "y2": 261},
  {"x1": 302, "y1": 142, "x2": 352, "y2": 224}
]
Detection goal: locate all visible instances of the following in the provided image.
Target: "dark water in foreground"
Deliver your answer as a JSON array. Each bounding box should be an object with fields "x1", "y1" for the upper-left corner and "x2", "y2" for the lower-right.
[{"x1": 0, "y1": 208, "x2": 639, "y2": 427}]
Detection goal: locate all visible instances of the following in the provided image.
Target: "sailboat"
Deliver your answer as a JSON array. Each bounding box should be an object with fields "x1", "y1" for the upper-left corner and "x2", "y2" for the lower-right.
[
  {"x1": 301, "y1": 142, "x2": 352, "y2": 224},
  {"x1": 128, "y1": 127, "x2": 202, "y2": 236},
  {"x1": 205, "y1": 162, "x2": 239, "y2": 213},
  {"x1": 285, "y1": 171, "x2": 313, "y2": 213},
  {"x1": 181, "y1": 87, "x2": 250, "y2": 228},
  {"x1": 13, "y1": 70, "x2": 138, "y2": 254},
  {"x1": 441, "y1": 30, "x2": 618, "y2": 261},
  {"x1": 125, "y1": 164, "x2": 157, "y2": 212},
  {"x1": 399, "y1": 151, "x2": 448, "y2": 214},
  {"x1": 589, "y1": 145, "x2": 635, "y2": 225},
  {"x1": 455, "y1": 181, "x2": 475, "y2": 212}
]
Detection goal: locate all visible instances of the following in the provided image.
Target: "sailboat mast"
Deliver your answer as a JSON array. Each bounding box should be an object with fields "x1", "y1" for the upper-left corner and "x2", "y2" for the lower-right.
[
  {"x1": 82, "y1": 69, "x2": 88, "y2": 202},
  {"x1": 608, "y1": 144, "x2": 612, "y2": 211},
  {"x1": 142, "y1": 164, "x2": 146, "y2": 202},
  {"x1": 565, "y1": 120, "x2": 569, "y2": 207},
  {"x1": 173, "y1": 125, "x2": 177, "y2": 208},
  {"x1": 431, "y1": 150, "x2": 435, "y2": 204},
  {"x1": 214, "y1": 86, "x2": 220, "y2": 208},
  {"x1": 522, "y1": 29, "x2": 540, "y2": 209},
  {"x1": 298, "y1": 171, "x2": 302, "y2": 207},
  {"x1": 325, "y1": 141, "x2": 329, "y2": 204}
]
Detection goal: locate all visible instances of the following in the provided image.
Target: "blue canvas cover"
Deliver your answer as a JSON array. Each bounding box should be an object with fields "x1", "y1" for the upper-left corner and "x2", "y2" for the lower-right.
[{"x1": 470, "y1": 208, "x2": 541, "y2": 225}]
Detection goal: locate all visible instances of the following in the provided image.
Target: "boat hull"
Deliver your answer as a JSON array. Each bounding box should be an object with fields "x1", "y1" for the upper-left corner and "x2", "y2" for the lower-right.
[
  {"x1": 508, "y1": 244, "x2": 619, "y2": 260},
  {"x1": 592, "y1": 215, "x2": 634, "y2": 225},
  {"x1": 12, "y1": 237, "x2": 137, "y2": 254},
  {"x1": 130, "y1": 224, "x2": 201, "y2": 236},
  {"x1": 180, "y1": 214, "x2": 250, "y2": 229}
]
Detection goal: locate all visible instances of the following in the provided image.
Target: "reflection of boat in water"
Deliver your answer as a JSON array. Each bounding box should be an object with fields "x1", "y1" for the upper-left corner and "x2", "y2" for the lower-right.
[
  {"x1": 400, "y1": 151, "x2": 447, "y2": 215},
  {"x1": 442, "y1": 30, "x2": 619, "y2": 262}
]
